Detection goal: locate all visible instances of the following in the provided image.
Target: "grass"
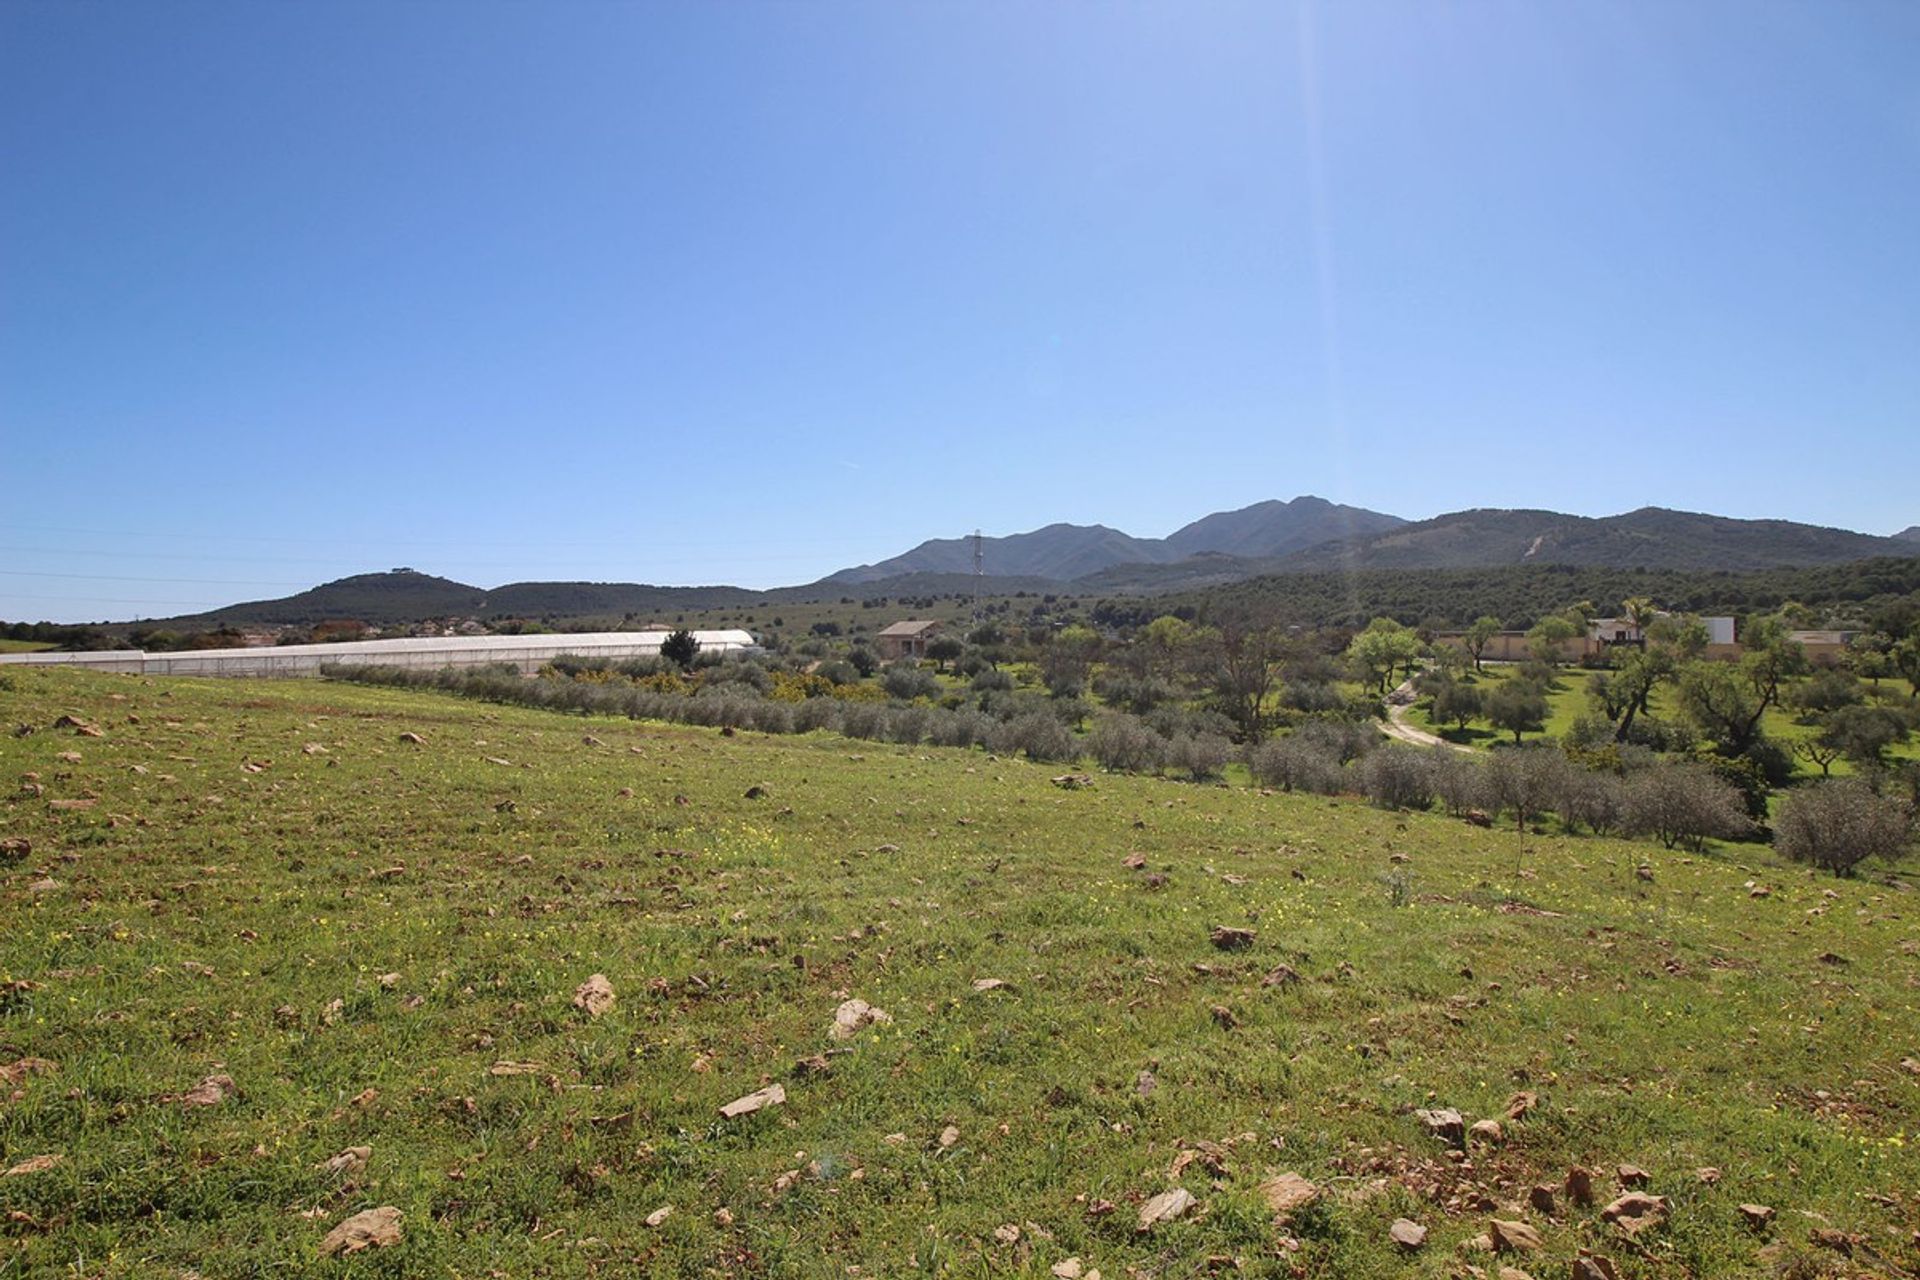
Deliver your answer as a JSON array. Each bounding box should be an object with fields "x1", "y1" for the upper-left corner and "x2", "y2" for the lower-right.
[
  {"x1": 2, "y1": 667, "x2": 1918, "y2": 1278},
  {"x1": 0, "y1": 640, "x2": 54, "y2": 654}
]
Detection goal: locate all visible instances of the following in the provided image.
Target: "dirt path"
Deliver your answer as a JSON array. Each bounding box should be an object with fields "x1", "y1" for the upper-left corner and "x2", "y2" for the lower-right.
[{"x1": 1379, "y1": 677, "x2": 1472, "y2": 753}]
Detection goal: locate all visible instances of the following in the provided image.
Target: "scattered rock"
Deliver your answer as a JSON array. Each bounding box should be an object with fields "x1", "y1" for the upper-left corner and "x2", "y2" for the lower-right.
[
  {"x1": 1470, "y1": 1119, "x2": 1504, "y2": 1145},
  {"x1": 319, "y1": 1206, "x2": 403, "y2": 1256},
  {"x1": 719, "y1": 1083, "x2": 785, "y2": 1119},
  {"x1": 971, "y1": 978, "x2": 1009, "y2": 992},
  {"x1": 1694, "y1": 1166, "x2": 1721, "y2": 1185},
  {"x1": 1136, "y1": 1187, "x2": 1196, "y2": 1232},
  {"x1": 1505, "y1": 1090, "x2": 1537, "y2": 1120},
  {"x1": 1258, "y1": 1172, "x2": 1319, "y2": 1216},
  {"x1": 1527, "y1": 1184, "x2": 1556, "y2": 1215},
  {"x1": 488, "y1": 1061, "x2": 543, "y2": 1076},
  {"x1": 792, "y1": 1054, "x2": 831, "y2": 1078},
  {"x1": 1489, "y1": 1219, "x2": 1542, "y2": 1253},
  {"x1": 1051, "y1": 773, "x2": 1092, "y2": 789},
  {"x1": 938, "y1": 1125, "x2": 961, "y2": 1148},
  {"x1": 1417, "y1": 1107, "x2": 1465, "y2": 1146},
  {"x1": 1388, "y1": 1218, "x2": 1427, "y2": 1251},
  {"x1": 0, "y1": 1057, "x2": 57, "y2": 1085},
  {"x1": 319, "y1": 1147, "x2": 370, "y2": 1176},
  {"x1": 0, "y1": 837, "x2": 30, "y2": 860},
  {"x1": 1136, "y1": 1070, "x2": 1157, "y2": 1097},
  {"x1": 582, "y1": 735, "x2": 604, "y2": 747},
  {"x1": 1464, "y1": 809, "x2": 1494, "y2": 827},
  {"x1": 376, "y1": 972, "x2": 400, "y2": 989},
  {"x1": 1496, "y1": 1269, "x2": 1536, "y2": 1280},
  {"x1": 1616, "y1": 1164, "x2": 1650, "y2": 1189},
  {"x1": 713, "y1": 1207, "x2": 734, "y2": 1226},
  {"x1": 1123, "y1": 853, "x2": 1147, "y2": 870},
  {"x1": 992, "y1": 1223, "x2": 1021, "y2": 1245},
  {"x1": 3, "y1": 1154, "x2": 62, "y2": 1177},
  {"x1": 1600, "y1": 1192, "x2": 1669, "y2": 1235},
  {"x1": 830, "y1": 998, "x2": 893, "y2": 1040},
  {"x1": 48, "y1": 798, "x2": 95, "y2": 811},
  {"x1": 1209, "y1": 1004, "x2": 1239, "y2": 1030},
  {"x1": 1569, "y1": 1255, "x2": 1619, "y2": 1280},
  {"x1": 1261, "y1": 964, "x2": 1302, "y2": 988},
  {"x1": 1209, "y1": 925, "x2": 1256, "y2": 951},
  {"x1": 1565, "y1": 1166, "x2": 1596, "y2": 1207},
  {"x1": 176, "y1": 1073, "x2": 236, "y2": 1108},
  {"x1": 1809, "y1": 1226, "x2": 1861, "y2": 1255},
  {"x1": 645, "y1": 1205, "x2": 673, "y2": 1228},
  {"x1": 744, "y1": 785, "x2": 768, "y2": 800},
  {"x1": 1739, "y1": 1203, "x2": 1774, "y2": 1231},
  {"x1": 397, "y1": 732, "x2": 425, "y2": 745},
  {"x1": 573, "y1": 974, "x2": 616, "y2": 1018},
  {"x1": 1051, "y1": 1259, "x2": 1086, "y2": 1279}
]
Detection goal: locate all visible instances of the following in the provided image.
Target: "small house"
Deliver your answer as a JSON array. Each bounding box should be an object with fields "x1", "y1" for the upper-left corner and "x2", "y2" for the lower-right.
[{"x1": 875, "y1": 619, "x2": 942, "y2": 661}]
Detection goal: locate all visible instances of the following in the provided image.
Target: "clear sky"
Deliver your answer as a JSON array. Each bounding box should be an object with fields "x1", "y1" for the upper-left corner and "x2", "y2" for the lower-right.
[{"x1": 4, "y1": 2, "x2": 1918, "y2": 622}]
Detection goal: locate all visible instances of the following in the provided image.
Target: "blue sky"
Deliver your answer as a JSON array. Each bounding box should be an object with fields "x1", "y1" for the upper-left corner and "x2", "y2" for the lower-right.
[{"x1": 3, "y1": 2, "x2": 1917, "y2": 622}]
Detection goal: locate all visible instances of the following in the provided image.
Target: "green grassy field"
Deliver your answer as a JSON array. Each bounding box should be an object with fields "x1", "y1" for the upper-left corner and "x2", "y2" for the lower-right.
[
  {"x1": 0, "y1": 640, "x2": 54, "y2": 655},
  {"x1": 2, "y1": 668, "x2": 1918, "y2": 1278}
]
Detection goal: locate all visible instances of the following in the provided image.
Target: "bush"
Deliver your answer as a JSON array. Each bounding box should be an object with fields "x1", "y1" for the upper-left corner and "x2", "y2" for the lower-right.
[
  {"x1": 1554, "y1": 764, "x2": 1625, "y2": 835},
  {"x1": 815, "y1": 659, "x2": 859, "y2": 686},
  {"x1": 791, "y1": 697, "x2": 842, "y2": 734},
  {"x1": 1360, "y1": 745, "x2": 1434, "y2": 810},
  {"x1": 1089, "y1": 713, "x2": 1166, "y2": 774},
  {"x1": 987, "y1": 712, "x2": 1078, "y2": 763},
  {"x1": 1169, "y1": 733, "x2": 1232, "y2": 782},
  {"x1": 1622, "y1": 761, "x2": 1755, "y2": 851},
  {"x1": 1484, "y1": 746, "x2": 1566, "y2": 832},
  {"x1": 969, "y1": 668, "x2": 1014, "y2": 693},
  {"x1": 1281, "y1": 681, "x2": 1347, "y2": 715},
  {"x1": 1774, "y1": 779, "x2": 1912, "y2": 875},
  {"x1": 1093, "y1": 673, "x2": 1177, "y2": 715},
  {"x1": 882, "y1": 663, "x2": 940, "y2": 701},
  {"x1": 1428, "y1": 747, "x2": 1486, "y2": 816},
  {"x1": 1248, "y1": 734, "x2": 1345, "y2": 795}
]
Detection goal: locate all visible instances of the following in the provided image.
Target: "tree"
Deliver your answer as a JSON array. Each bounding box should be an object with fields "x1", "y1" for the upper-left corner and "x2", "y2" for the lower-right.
[
  {"x1": 1526, "y1": 614, "x2": 1580, "y2": 668},
  {"x1": 1347, "y1": 618, "x2": 1421, "y2": 696},
  {"x1": 1822, "y1": 704, "x2": 1910, "y2": 770},
  {"x1": 1485, "y1": 679, "x2": 1548, "y2": 744},
  {"x1": 1774, "y1": 779, "x2": 1912, "y2": 876},
  {"x1": 1586, "y1": 645, "x2": 1674, "y2": 743},
  {"x1": 1790, "y1": 734, "x2": 1846, "y2": 778},
  {"x1": 1430, "y1": 679, "x2": 1483, "y2": 732},
  {"x1": 1464, "y1": 616, "x2": 1503, "y2": 672},
  {"x1": 925, "y1": 636, "x2": 964, "y2": 672},
  {"x1": 661, "y1": 628, "x2": 699, "y2": 669},
  {"x1": 1621, "y1": 761, "x2": 1754, "y2": 851},
  {"x1": 1198, "y1": 622, "x2": 1289, "y2": 743}
]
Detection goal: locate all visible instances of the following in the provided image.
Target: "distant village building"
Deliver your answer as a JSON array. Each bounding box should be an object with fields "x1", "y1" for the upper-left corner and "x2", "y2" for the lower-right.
[{"x1": 875, "y1": 619, "x2": 942, "y2": 661}]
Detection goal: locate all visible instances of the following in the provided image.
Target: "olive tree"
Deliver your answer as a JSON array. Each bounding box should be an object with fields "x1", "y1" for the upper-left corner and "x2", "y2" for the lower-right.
[{"x1": 1774, "y1": 779, "x2": 1912, "y2": 876}]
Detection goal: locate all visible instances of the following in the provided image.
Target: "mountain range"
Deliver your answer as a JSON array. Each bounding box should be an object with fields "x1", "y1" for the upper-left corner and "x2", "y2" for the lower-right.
[{"x1": 114, "y1": 497, "x2": 1916, "y2": 629}]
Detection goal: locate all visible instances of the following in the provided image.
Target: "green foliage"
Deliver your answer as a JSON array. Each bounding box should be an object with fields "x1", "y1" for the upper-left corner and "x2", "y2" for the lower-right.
[{"x1": 661, "y1": 627, "x2": 700, "y2": 669}]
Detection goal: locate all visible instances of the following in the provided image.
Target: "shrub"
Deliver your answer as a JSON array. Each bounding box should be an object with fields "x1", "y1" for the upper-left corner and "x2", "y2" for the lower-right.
[
  {"x1": 1248, "y1": 735, "x2": 1345, "y2": 795},
  {"x1": 882, "y1": 663, "x2": 940, "y2": 701},
  {"x1": 987, "y1": 712, "x2": 1078, "y2": 763},
  {"x1": 1360, "y1": 745, "x2": 1434, "y2": 810},
  {"x1": 1622, "y1": 761, "x2": 1755, "y2": 851},
  {"x1": 1169, "y1": 733, "x2": 1232, "y2": 782},
  {"x1": 791, "y1": 697, "x2": 842, "y2": 734},
  {"x1": 1484, "y1": 746, "x2": 1566, "y2": 832},
  {"x1": 1089, "y1": 713, "x2": 1165, "y2": 774},
  {"x1": 1774, "y1": 779, "x2": 1912, "y2": 876},
  {"x1": 1429, "y1": 748, "x2": 1486, "y2": 817},
  {"x1": 1554, "y1": 764, "x2": 1625, "y2": 835},
  {"x1": 969, "y1": 668, "x2": 1015, "y2": 693},
  {"x1": 660, "y1": 629, "x2": 699, "y2": 669},
  {"x1": 1280, "y1": 681, "x2": 1346, "y2": 715}
]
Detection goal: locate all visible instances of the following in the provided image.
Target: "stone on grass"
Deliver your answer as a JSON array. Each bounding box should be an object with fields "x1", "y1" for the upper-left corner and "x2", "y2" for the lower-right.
[
  {"x1": 1489, "y1": 1218, "x2": 1543, "y2": 1253},
  {"x1": 1570, "y1": 1255, "x2": 1619, "y2": 1280},
  {"x1": 1600, "y1": 1192, "x2": 1669, "y2": 1235},
  {"x1": 1136, "y1": 1187, "x2": 1196, "y2": 1232},
  {"x1": 319, "y1": 1206, "x2": 403, "y2": 1256},
  {"x1": 177, "y1": 1073, "x2": 236, "y2": 1108},
  {"x1": 1388, "y1": 1218, "x2": 1427, "y2": 1251},
  {"x1": 1470, "y1": 1119, "x2": 1504, "y2": 1145},
  {"x1": 1565, "y1": 1166, "x2": 1596, "y2": 1207},
  {"x1": 1739, "y1": 1203, "x2": 1774, "y2": 1231},
  {"x1": 4, "y1": 1154, "x2": 62, "y2": 1177},
  {"x1": 319, "y1": 1147, "x2": 371, "y2": 1176},
  {"x1": 1258, "y1": 1172, "x2": 1319, "y2": 1216},
  {"x1": 1616, "y1": 1163, "x2": 1650, "y2": 1189},
  {"x1": 573, "y1": 974, "x2": 616, "y2": 1018},
  {"x1": 645, "y1": 1205, "x2": 673, "y2": 1227},
  {"x1": 1417, "y1": 1107, "x2": 1465, "y2": 1145},
  {"x1": 1527, "y1": 1184, "x2": 1557, "y2": 1215},
  {"x1": 718, "y1": 1083, "x2": 785, "y2": 1119},
  {"x1": 830, "y1": 998, "x2": 892, "y2": 1040},
  {"x1": 1209, "y1": 925, "x2": 1256, "y2": 950}
]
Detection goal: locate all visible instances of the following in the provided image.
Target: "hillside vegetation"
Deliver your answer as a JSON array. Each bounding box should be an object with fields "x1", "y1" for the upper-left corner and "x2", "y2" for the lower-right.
[{"x1": 2, "y1": 669, "x2": 1917, "y2": 1277}]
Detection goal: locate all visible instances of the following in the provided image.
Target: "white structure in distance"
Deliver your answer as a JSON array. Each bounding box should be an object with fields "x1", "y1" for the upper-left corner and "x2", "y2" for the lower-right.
[{"x1": 0, "y1": 630, "x2": 758, "y2": 679}]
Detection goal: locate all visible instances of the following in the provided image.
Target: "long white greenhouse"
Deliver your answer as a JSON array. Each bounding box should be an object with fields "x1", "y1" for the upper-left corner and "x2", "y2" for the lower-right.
[{"x1": 0, "y1": 630, "x2": 758, "y2": 678}]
